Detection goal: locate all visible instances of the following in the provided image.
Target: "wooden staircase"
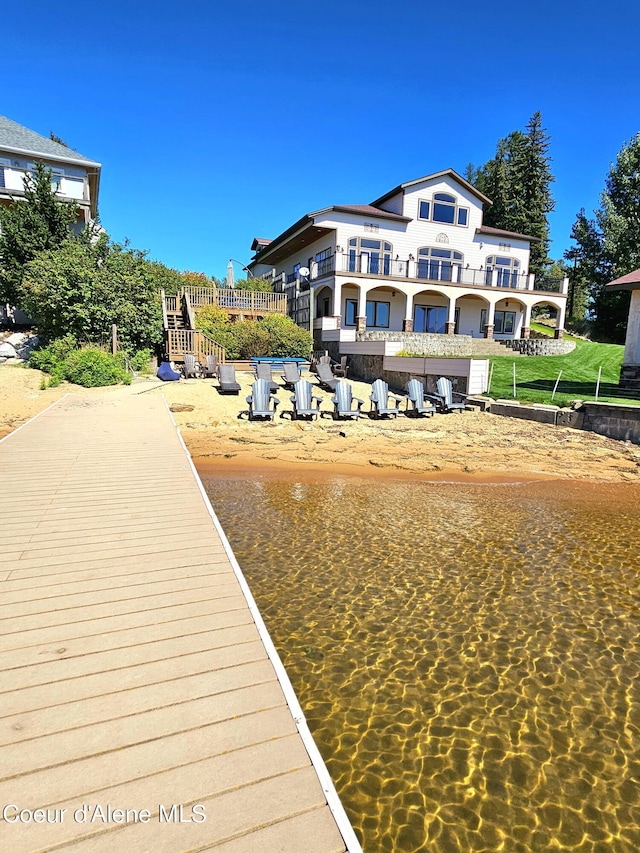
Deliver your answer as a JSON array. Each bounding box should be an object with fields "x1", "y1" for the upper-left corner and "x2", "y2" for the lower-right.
[{"x1": 161, "y1": 289, "x2": 226, "y2": 365}]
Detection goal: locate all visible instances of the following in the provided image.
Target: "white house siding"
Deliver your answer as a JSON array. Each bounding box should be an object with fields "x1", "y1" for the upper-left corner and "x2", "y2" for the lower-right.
[
  {"x1": 376, "y1": 191, "x2": 403, "y2": 215},
  {"x1": 0, "y1": 153, "x2": 88, "y2": 204}
]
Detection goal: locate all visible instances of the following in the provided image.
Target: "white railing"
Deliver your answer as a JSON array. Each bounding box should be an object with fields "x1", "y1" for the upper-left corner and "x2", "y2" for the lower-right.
[{"x1": 0, "y1": 165, "x2": 87, "y2": 202}]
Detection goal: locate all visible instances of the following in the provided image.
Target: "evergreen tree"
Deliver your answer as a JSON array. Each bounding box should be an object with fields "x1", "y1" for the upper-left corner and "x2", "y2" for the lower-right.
[
  {"x1": 0, "y1": 161, "x2": 79, "y2": 305},
  {"x1": 565, "y1": 133, "x2": 640, "y2": 342},
  {"x1": 474, "y1": 113, "x2": 555, "y2": 276}
]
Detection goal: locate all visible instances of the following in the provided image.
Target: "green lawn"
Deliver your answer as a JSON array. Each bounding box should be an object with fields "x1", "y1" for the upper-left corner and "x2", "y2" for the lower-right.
[{"x1": 487, "y1": 339, "x2": 635, "y2": 407}]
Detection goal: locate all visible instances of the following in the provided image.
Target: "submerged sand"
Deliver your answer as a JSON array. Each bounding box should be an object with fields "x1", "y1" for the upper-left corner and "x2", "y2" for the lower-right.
[{"x1": 1, "y1": 361, "x2": 639, "y2": 483}]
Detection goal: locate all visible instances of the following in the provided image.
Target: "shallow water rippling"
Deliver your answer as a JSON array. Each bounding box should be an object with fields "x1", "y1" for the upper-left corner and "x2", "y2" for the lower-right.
[{"x1": 203, "y1": 474, "x2": 640, "y2": 852}]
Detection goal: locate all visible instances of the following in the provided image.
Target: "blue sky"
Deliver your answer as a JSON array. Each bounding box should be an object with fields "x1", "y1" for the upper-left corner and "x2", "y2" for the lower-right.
[{"x1": 5, "y1": 0, "x2": 640, "y2": 279}]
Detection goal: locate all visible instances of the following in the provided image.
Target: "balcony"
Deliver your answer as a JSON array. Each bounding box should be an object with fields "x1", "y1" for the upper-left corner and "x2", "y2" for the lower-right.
[
  {"x1": 0, "y1": 165, "x2": 88, "y2": 203},
  {"x1": 311, "y1": 252, "x2": 566, "y2": 295}
]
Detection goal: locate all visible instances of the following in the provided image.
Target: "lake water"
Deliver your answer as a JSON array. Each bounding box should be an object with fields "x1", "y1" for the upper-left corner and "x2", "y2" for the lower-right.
[{"x1": 202, "y1": 471, "x2": 640, "y2": 853}]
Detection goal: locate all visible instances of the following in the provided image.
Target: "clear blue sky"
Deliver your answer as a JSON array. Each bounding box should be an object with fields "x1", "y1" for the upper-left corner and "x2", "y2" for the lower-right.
[{"x1": 5, "y1": 0, "x2": 640, "y2": 279}]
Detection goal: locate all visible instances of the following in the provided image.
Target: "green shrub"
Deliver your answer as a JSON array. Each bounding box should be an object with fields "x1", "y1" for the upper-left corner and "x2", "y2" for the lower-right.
[
  {"x1": 63, "y1": 348, "x2": 131, "y2": 387},
  {"x1": 128, "y1": 348, "x2": 153, "y2": 372},
  {"x1": 29, "y1": 334, "x2": 77, "y2": 374},
  {"x1": 194, "y1": 310, "x2": 312, "y2": 360}
]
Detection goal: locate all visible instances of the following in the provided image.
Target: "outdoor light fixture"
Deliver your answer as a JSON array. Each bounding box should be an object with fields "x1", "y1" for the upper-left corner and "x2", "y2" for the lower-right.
[
  {"x1": 336, "y1": 245, "x2": 342, "y2": 252},
  {"x1": 409, "y1": 254, "x2": 414, "y2": 261}
]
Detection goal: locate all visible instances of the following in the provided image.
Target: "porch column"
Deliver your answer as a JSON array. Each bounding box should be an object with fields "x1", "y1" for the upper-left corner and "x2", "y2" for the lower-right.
[
  {"x1": 483, "y1": 301, "x2": 495, "y2": 339},
  {"x1": 553, "y1": 301, "x2": 566, "y2": 339},
  {"x1": 403, "y1": 292, "x2": 414, "y2": 332},
  {"x1": 445, "y1": 297, "x2": 457, "y2": 335},
  {"x1": 356, "y1": 287, "x2": 367, "y2": 334},
  {"x1": 521, "y1": 303, "x2": 532, "y2": 339},
  {"x1": 332, "y1": 282, "x2": 342, "y2": 329}
]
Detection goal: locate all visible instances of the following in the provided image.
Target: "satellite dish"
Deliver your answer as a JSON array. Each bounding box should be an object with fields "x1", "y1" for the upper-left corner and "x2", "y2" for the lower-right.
[{"x1": 299, "y1": 267, "x2": 310, "y2": 277}]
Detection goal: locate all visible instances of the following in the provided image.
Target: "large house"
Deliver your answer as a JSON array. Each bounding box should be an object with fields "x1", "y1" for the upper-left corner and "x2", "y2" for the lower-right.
[
  {"x1": 606, "y1": 270, "x2": 640, "y2": 389},
  {"x1": 248, "y1": 170, "x2": 568, "y2": 343}
]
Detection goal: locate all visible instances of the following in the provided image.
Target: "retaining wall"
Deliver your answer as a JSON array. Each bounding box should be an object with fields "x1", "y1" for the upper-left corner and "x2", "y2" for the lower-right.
[
  {"x1": 356, "y1": 331, "x2": 473, "y2": 356},
  {"x1": 503, "y1": 339, "x2": 576, "y2": 356}
]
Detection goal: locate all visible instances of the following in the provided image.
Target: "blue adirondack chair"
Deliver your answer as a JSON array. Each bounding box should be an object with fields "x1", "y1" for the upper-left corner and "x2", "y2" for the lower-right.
[
  {"x1": 405, "y1": 378, "x2": 436, "y2": 417},
  {"x1": 244, "y1": 379, "x2": 280, "y2": 420},
  {"x1": 290, "y1": 379, "x2": 322, "y2": 420},
  {"x1": 431, "y1": 377, "x2": 468, "y2": 413},
  {"x1": 370, "y1": 379, "x2": 403, "y2": 418},
  {"x1": 331, "y1": 381, "x2": 364, "y2": 419}
]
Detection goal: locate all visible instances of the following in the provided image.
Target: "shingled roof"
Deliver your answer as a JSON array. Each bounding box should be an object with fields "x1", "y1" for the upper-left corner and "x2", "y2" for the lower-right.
[{"x1": 0, "y1": 115, "x2": 100, "y2": 167}]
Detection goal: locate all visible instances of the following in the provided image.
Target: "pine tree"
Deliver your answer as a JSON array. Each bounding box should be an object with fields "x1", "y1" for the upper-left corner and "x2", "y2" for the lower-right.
[
  {"x1": 0, "y1": 161, "x2": 79, "y2": 305},
  {"x1": 474, "y1": 113, "x2": 555, "y2": 276},
  {"x1": 565, "y1": 133, "x2": 640, "y2": 341}
]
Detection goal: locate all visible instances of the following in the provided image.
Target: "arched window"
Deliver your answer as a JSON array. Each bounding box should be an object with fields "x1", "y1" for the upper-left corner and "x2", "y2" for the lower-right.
[
  {"x1": 348, "y1": 237, "x2": 392, "y2": 275},
  {"x1": 417, "y1": 247, "x2": 463, "y2": 282},
  {"x1": 418, "y1": 193, "x2": 469, "y2": 226},
  {"x1": 486, "y1": 255, "x2": 521, "y2": 288}
]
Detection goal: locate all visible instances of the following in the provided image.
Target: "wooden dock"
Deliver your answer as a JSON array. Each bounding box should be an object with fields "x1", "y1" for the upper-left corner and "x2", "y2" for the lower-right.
[{"x1": 0, "y1": 389, "x2": 361, "y2": 852}]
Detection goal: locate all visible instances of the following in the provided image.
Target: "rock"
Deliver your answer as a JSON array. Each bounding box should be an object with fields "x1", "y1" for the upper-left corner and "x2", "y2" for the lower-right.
[
  {"x1": 15, "y1": 335, "x2": 39, "y2": 359},
  {"x1": 169, "y1": 404, "x2": 195, "y2": 412},
  {"x1": 6, "y1": 333, "x2": 26, "y2": 346},
  {"x1": 0, "y1": 357, "x2": 7, "y2": 364},
  {"x1": 0, "y1": 343, "x2": 17, "y2": 358}
]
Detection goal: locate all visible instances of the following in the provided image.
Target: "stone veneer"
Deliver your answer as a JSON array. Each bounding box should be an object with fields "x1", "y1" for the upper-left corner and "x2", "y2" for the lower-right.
[
  {"x1": 356, "y1": 331, "x2": 473, "y2": 356},
  {"x1": 502, "y1": 339, "x2": 576, "y2": 356}
]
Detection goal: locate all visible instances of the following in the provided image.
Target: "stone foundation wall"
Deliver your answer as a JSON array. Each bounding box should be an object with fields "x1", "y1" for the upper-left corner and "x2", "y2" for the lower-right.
[
  {"x1": 620, "y1": 364, "x2": 640, "y2": 389},
  {"x1": 356, "y1": 331, "x2": 473, "y2": 356},
  {"x1": 578, "y1": 401, "x2": 640, "y2": 444},
  {"x1": 503, "y1": 339, "x2": 576, "y2": 356}
]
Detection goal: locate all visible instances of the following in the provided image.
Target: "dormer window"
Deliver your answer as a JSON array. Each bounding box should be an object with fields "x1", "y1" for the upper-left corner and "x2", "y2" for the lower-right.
[{"x1": 419, "y1": 193, "x2": 469, "y2": 227}]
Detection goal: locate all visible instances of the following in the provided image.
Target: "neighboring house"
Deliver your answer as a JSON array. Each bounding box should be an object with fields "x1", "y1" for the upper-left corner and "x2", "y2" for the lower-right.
[
  {"x1": 606, "y1": 269, "x2": 640, "y2": 388},
  {"x1": 0, "y1": 114, "x2": 101, "y2": 227},
  {"x1": 248, "y1": 169, "x2": 568, "y2": 341},
  {"x1": 0, "y1": 114, "x2": 101, "y2": 323}
]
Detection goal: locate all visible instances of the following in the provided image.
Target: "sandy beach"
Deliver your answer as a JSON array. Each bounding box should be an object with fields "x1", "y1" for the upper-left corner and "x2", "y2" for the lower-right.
[{"x1": 2, "y1": 361, "x2": 639, "y2": 483}]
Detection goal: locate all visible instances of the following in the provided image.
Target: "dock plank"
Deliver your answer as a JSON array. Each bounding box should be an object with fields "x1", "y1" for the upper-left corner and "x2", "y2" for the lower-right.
[{"x1": 0, "y1": 392, "x2": 358, "y2": 852}]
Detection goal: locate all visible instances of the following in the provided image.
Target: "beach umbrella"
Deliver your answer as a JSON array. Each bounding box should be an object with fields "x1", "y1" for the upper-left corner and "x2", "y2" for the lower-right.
[{"x1": 226, "y1": 260, "x2": 234, "y2": 289}]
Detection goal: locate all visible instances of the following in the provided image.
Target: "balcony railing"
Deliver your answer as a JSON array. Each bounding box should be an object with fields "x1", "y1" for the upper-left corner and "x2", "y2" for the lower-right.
[
  {"x1": 265, "y1": 254, "x2": 567, "y2": 295},
  {"x1": 0, "y1": 165, "x2": 88, "y2": 202},
  {"x1": 184, "y1": 286, "x2": 287, "y2": 315}
]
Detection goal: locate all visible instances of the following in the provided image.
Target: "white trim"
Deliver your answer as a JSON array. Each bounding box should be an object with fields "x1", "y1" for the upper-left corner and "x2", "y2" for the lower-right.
[
  {"x1": 163, "y1": 396, "x2": 363, "y2": 853},
  {"x1": 0, "y1": 393, "x2": 69, "y2": 444}
]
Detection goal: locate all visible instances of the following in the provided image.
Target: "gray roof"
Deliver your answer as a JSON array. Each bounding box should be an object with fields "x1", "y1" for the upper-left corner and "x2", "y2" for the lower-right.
[{"x1": 0, "y1": 115, "x2": 101, "y2": 167}]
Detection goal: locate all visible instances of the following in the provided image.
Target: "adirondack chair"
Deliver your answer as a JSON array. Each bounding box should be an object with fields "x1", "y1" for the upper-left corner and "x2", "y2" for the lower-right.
[
  {"x1": 182, "y1": 354, "x2": 201, "y2": 379},
  {"x1": 316, "y1": 363, "x2": 338, "y2": 392},
  {"x1": 331, "y1": 381, "x2": 364, "y2": 420},
  {"x1": 254, "y1": 362, "x2": 279, "y2": 393},
  {"x1": 244, "y1": 379, "x2": 280, "y2": 420},
  {"x1": 369, "y1": 379, "x2": 403, "y2": 418},
  {"x1": 332, "y1": 356, "x2": 349, "y2": 378},
  {"x1": 290, "y1": 379, "x2": 322, "y2": 420},
  {"x1": 217, "y1": 364, "x2": 241, "y2": 394},
  {"x1": 405, "y1": 378, "x2": 436, "y2": 417},
  {"x1": 430, "y1": 377, "x2": 468, "y2": 413},
  {"x1": 201, "y1": 354, "x2": 218, "y2": 379},
  {"x1": 310, "y1": 352, "x2": 331, "y2": 374},
  {"x1": 281, "y1": 361, "x2": 302, "y2": 389}
]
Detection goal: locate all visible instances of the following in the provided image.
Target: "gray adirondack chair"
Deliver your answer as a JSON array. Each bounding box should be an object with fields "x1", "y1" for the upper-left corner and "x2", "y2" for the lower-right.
[
  {"x1": 182, "y1": 354, "x2": 201, "y2": 379},
  {"x1": 254, "y1": 362, "x2": 279, "y2": 392},
  {"x1": 331, "y1": 380, "x2": 364, "y2": 419},
  {"x1": 217, "y1": 364, "x2": 241, "y2": 394},
  {"x1": 370, "y1": 379, "x2": 403, "y2": 418},
  {"x1": 290, "y1": 379, "x2": 322, "y2": 420},
  {"x1": 202, "y1": 354, "x2": 218, "y2": 378},
  {"x1": 431, "y1": 377, "x2": 468, "y2": 413},
  {"x1": 405, "y1": 378, "x2": 436, "y2": 417},
  {"x1": 245, "y1": 379, "x2": 280, "y2": 420},
  {"x1": 332, "y1": 356, "x2": 349, "y2": 378},
  {"x1": 316, "y1": 363, "x2": 338, "y2": 392},
  {"x1": 281, "y1": 361, "x2": 302, "y2": 389}
]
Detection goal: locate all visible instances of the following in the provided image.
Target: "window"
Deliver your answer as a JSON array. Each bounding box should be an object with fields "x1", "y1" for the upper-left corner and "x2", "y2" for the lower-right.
[
  {"x1": 345, "y1": 298, "x2": 390, "y2": 327},
  {"x1": 318, "y1": 297, "x2": 331, "y2": 318},
  {"x1": 366, "y1": 300, "x2": 390, "y2": 328},
  {"x1": 480, "y1": 310, "x2": 516, "y2": 334},
  {"x1": 348, "y1": 237, "x2": 392, "y2": 275},
  {"x1": 315, "y1": 247, "x2": 333, "y2": 276},
  {"x1": 486, "y1": 255, "x2": 521, "y2": 288},
  {"x1": 418, "y1": 193, "x2": 469, "y2": 227},
  {"x1": 0, "y1": 166, "x2": 4, "y2": 189},
  {"x1": 293, "y1": 263, "x2": 301, "y2": 276},
  {"x1": 416, "y1": 247, "x2": 463, "y2": 282}
]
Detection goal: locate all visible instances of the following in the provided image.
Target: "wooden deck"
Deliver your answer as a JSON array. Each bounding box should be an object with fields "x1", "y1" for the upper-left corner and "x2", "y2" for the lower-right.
[{"x1": 0, "y1": 390, "x2": 360, "y2": 852}]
